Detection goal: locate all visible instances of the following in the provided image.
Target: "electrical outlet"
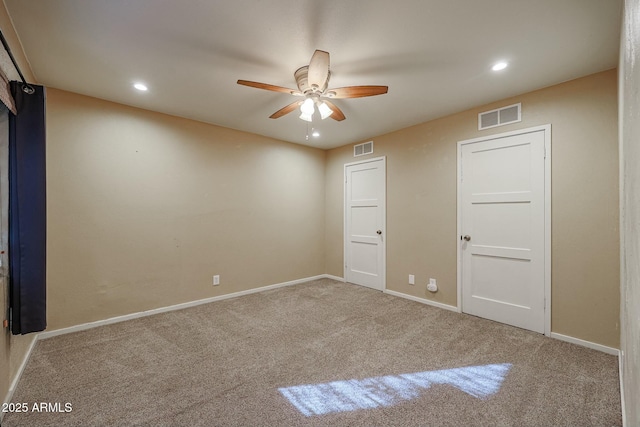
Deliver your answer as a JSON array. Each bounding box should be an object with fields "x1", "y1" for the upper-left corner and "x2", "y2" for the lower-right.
[
  {"x1": 408, "y1": 274, "x2": 415, "y2": 285},
  {"x1": 427, "y1": 278, "x2": 437, "y2": 293},
  {"x1": 213, "y1": 275, "x2": 220, "y2": 286}
]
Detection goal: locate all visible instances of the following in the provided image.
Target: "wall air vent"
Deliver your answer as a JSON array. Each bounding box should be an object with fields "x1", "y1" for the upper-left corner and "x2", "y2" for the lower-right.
[
  {"x1": 354, "y1": 141, "x2": 373, "y2": 157},
  {"x1": 478, "y1": 103, "x2": 521, "y2": 130}
]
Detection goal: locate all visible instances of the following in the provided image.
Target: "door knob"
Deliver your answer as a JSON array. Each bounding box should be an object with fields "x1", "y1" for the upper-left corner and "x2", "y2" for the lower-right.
[
  {"x1": 376, "y1": 230, "x2": 382, "y2": 235},
  {"x1": 463, "y1": 235, "x2": 471, "y2": 241}
]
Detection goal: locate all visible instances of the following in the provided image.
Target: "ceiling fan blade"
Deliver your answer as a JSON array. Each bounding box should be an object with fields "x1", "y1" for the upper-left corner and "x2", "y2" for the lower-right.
[
  {"x1": 237, "y1": 80, "x2": 302, "y2": 96},
  {"x1": 325, "y1": 85, "x2": 388, "y2": 99},
  {"x1": 323, "y1": 100, "x2": 346, "y2": 121},
  {"x1": 307, "y1": 50, "x2": 330, "y2": 90},
  {"x1": 269, "y1": 100, "x2": 302, "y2": 119}
]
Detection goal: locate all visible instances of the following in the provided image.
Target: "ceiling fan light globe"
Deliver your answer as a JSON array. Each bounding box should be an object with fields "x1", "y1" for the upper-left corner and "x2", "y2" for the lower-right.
[
  {"x1": 318, "y1": 102, "x2": 334, "y2": 120},
  {"x1": 299, "y1": 111, "x2": 313, "y2": 122},
  {"x1": 300, "y1": 98, "x2": 315, "y2": 115}
]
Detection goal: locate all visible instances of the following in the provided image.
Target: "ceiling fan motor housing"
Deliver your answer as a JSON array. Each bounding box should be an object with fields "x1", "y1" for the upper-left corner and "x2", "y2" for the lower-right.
[{"x1": 295, "y1": 66, "x2": 330, "y2": 94}]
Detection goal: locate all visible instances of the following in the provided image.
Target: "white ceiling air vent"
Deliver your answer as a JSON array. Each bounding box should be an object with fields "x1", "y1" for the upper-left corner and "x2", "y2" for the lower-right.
[
  {"x1": 354, "y1": 141, "x2": 374, "y2": 157},
  {"x1": 478, "y1": 103, "x2": 521, "y2": 130}
]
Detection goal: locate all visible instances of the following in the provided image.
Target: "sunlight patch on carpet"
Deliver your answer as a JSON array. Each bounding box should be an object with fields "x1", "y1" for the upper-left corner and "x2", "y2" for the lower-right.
[{"x1": 279, "y1": 363, "x2": 512, "y2": 416}]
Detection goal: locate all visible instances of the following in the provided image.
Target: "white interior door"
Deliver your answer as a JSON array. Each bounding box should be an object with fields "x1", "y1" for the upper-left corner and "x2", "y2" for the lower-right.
[
  {"x1": 345, "y1": 157, "x2": 386, "y2": 291},
  {"x1": 459, "y1": 128, "x2": 549, "y2": 334}
]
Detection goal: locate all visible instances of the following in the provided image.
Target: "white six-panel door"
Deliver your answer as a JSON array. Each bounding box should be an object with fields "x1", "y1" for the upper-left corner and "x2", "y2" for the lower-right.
[
  {"x1": 345, "y1": 157, "x2": 386, "y2": 291},
  {"x1": 458, "y1": 127, "x2": 549, "y2": 334}
]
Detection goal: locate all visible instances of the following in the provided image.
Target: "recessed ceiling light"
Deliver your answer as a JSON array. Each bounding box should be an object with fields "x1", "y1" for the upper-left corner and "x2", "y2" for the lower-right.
[
  {"x1": 492, "y1": 62, "x2": 508, "y2": 71},
  {"x1": 312, "y1": 130, "x2": 320, "y2": 138},
  {"x1": 133, "y1": 82, "x2": 148, "y2": 91}
]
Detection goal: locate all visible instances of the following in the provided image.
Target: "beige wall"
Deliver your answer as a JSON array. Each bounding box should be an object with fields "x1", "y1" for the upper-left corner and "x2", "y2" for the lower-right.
[
  {"x1": 326, "y1": 69, "x2": 620, "y2": 348},
  {"x1": 619, "y1": 0, "x2": 640, "y2": 424},
  {"x1": 46, "y1": 89, "x2": 326, "y2": 330}
]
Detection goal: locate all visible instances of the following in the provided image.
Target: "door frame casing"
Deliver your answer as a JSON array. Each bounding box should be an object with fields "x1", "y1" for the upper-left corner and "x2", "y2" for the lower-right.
[
  {"x1": 456, "y1": 125, "x2": 551, "y2": 336},
  {"x1": 343, "y1": 156, "x2": 387, "y2": 291}
]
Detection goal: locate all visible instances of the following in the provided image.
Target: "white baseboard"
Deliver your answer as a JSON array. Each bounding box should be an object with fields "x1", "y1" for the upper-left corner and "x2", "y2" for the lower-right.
[
  {"x1": 383, "y1": 289, "x2": 460, "y2": 313},
  {"x1": 1, "y1": 335, "x2": 38, "y2": 421},
  {"x1": 550, "y1": 332, "x2": 620, "y2": 356},
  {"x1": 39, "y1": 274, "x2": 330, "y2": 340},
  {"x1": 619, "y1": 349, "x2": 627, "y2": 427},
  {"x1": 324, "y1": 274, "x2": 345, "y2": 282}
]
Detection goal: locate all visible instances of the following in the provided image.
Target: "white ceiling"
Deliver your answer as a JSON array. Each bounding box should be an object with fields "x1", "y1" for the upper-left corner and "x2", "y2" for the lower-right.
[{"x1": 5, "y1": 0, "x2": 622, "y2": 149}]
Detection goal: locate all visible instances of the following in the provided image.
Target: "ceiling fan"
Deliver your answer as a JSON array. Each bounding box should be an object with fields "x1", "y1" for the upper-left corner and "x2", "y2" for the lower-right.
[{"x1": 237, "y1": 50, "x2": 388, "y2": 122}]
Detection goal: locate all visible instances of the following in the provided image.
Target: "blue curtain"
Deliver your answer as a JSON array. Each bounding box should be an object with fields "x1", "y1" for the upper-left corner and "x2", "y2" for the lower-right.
[{"x1": 9, "y1": 81, "x2": 46, "y2": 335}]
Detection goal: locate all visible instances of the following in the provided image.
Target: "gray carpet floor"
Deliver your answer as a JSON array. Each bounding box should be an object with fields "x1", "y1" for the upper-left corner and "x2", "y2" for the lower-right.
[{"x1": 3, "y1": 279, "x2": 621, "y2": 426}]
